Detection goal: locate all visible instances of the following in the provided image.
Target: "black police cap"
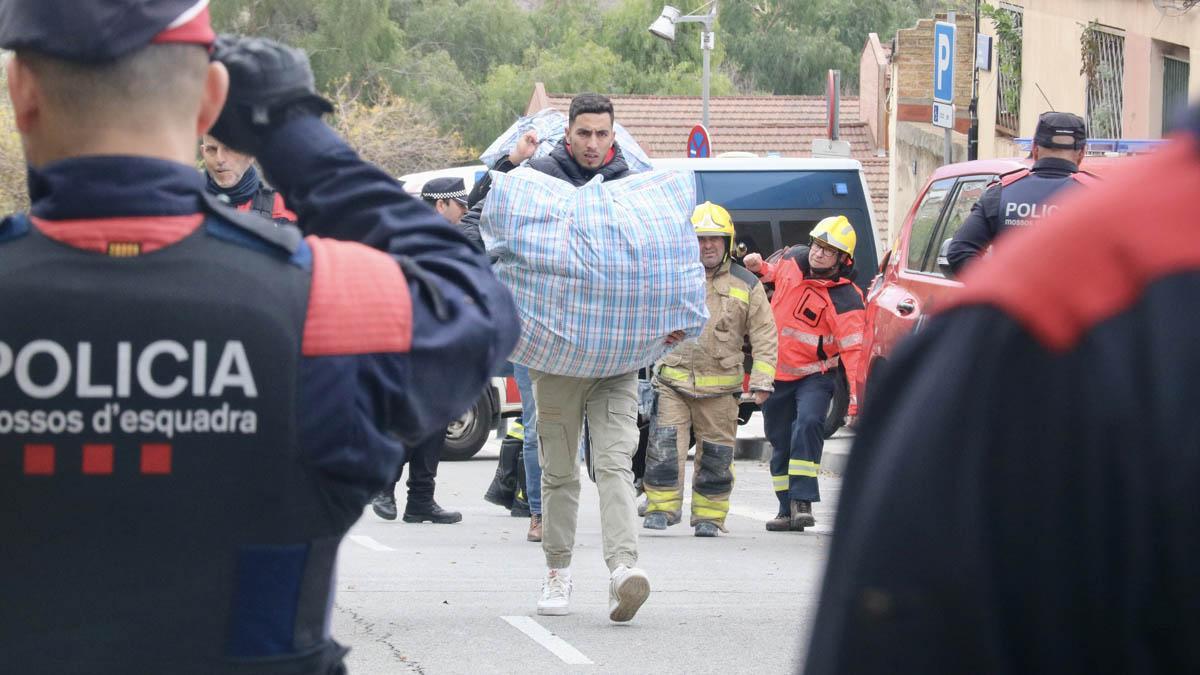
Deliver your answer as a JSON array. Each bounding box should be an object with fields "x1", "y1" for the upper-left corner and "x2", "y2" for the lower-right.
[
  {"x1": 421, "y1": 177, "x2": 469, "y2": 205},
  {"x1": 0, "y1": 0, "x2": 215, "y2": 62},
  {"x1": 1034, "y1": 112, "x2": 1087, "y2": 150}
]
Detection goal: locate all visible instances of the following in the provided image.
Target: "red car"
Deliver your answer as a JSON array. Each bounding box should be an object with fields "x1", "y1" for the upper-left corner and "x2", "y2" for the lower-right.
[{"x1": 857, "y1": 155, "x2": 1126, "y2": 408}]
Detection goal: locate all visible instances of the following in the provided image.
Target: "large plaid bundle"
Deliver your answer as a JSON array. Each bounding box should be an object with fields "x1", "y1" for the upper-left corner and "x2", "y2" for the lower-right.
[
  {"x1": 480, "y1": 108, "x2": 654, "y2": 173},
  {"x1": 482, "y1": 168, "x2": 708, "y2": 378}
]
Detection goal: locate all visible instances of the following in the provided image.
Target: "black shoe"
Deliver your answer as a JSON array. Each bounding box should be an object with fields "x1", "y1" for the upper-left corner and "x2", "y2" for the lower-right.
[
  {"x1": 694, "y1": 521, "x2": 719, "y2": 537},
  {"x1": 371, "y1": 490, "x2": 397, "y2": 521},
  {"x1": 643, "y1": 512, "x2": 669, "y2": 530},
  {"x1": 403, "y1": 502, "x2": 463, "y2": 524}
]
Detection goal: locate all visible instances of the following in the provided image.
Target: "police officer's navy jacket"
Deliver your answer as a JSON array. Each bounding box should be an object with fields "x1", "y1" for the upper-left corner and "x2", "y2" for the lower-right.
[
  {"x1": 946, "y1": 156, "x2": 1085, "y2": 275},
  {"x1": 804, "y1": 111, "x2": 1200, "y2": 674},
  {"x1": 0, "y1": 115, "x2": 519, "y2": 673}
]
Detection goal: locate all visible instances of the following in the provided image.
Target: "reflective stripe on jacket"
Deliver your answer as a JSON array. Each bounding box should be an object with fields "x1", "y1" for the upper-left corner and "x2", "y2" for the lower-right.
[
  {"x1": 757, "y1": 246, "x2": 865, "y2": 413},
  {"x1": 656, "y1": 260, "x2": 777, "y2": 396}
]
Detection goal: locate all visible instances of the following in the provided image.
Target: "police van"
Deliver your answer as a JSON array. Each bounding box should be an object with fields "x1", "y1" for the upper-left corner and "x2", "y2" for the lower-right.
[{"x1": 400, "y1": 156, "x2": 883, "y2": 457}]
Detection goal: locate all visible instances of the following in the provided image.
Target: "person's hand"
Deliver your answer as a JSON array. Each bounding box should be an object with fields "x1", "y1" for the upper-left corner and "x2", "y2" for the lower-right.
[
  {"x1": 750, "y1": 390, "x2": 771, "y2": 406},
  {"x1": 208, "y1": 34, "x2": 333, "y2": 156},
  {"x1": 509, "y1": 130, "x2": 539, "y2": 165},
  {"x1": 742, "y1": 252, "x2": 763, "y2": 273},
  {"x1": 664, "y1": 330, "x2": 686, "y2": 345}
]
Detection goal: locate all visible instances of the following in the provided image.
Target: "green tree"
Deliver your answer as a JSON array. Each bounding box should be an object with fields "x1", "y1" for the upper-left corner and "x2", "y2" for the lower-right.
[{"x1": 403, "y1": 0, "x2": 536, "y2": 84}]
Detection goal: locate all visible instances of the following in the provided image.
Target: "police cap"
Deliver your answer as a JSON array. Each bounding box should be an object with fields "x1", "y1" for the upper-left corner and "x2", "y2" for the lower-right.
[
  {"x1": 0, "y1": 0, "x2": 215, "y2": 63},
  {"x1": 420, "y1": 177, "x2": 468, "y2": 206},
  {"x1": 1034, "y1": 112, "x2": 1087, "y2": 150}
]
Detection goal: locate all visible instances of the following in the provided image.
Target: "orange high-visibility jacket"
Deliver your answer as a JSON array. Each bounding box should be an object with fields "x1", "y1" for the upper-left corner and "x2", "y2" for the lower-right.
[{"x1": 758, "y1": 246, "x2": 865, "y2": 414}]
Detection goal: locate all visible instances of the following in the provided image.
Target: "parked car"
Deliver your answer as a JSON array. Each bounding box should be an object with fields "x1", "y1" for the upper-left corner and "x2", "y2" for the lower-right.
[
  {"x1": 857, "y1": 154, "x2": 1129, "y2": 411},
  {"x1": 441, "y1": 375, "x2": 523, "y2": 461}
]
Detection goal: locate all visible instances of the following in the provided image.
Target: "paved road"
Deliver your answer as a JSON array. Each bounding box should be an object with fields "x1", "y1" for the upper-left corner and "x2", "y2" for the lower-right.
[{"x1": 332, "y1": 417, "x2": 850, "y2": 674}]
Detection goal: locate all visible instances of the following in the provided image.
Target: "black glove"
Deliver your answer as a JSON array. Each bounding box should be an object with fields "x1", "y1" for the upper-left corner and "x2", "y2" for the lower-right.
[{"x1": 208, "y1": 34, "x2": 333, "y2": 156}]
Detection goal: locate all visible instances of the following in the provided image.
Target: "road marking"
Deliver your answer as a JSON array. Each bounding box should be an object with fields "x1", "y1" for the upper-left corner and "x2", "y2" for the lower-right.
[
  {"x1": 501, "y1": 616, "x2": 594, "y2": 665},
  {"x1": 348, "y1": 535, "x2": 395, "y2": 552}
]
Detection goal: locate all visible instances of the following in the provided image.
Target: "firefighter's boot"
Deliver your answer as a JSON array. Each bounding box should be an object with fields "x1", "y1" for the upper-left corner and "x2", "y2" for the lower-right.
[
  {"x1": 790, "y1": 499, "x2": 816, "y2": 530},
  {"x1": 484, "y1": 433, "x2": 521, "y2": 509},
  {"x1": 511, "y1": 445, "x2": 531, "y2": 517},
  {"x1": 766, "y1": 491, "x2": 791, "y2": 532}
]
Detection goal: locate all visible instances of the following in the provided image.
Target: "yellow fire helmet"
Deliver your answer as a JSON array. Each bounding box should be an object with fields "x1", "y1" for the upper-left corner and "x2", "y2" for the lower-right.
[
  {"x1": 691, "y1": 201, "x2": 736, "y2": 253},
  {"x1": 810, "y1": 215, "x2": 857, "y2": 258}
]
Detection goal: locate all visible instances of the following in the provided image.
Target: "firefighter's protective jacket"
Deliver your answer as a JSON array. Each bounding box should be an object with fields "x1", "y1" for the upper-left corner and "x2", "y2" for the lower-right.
[
  {"x1": 657, "y1": 260, "x2": 777, "y2": 396},
  {"x1": 757, "y1": 246, "x2": 865, "y2": 414}
]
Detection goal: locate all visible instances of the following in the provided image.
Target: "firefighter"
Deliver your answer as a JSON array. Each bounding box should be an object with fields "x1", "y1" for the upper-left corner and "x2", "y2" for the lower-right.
[
  {"x1": 743, "y1": 216, "x2": 864, "y2": 532},
  {"x1": 643, "y1": 202, "x2": 777, "y2": 537},
  {"x1": 0, "y1": 4, "x2": 518, "y2": 671},
  {"x1": 947, "y1": 111, "x2": 1092, "y2": 276}
]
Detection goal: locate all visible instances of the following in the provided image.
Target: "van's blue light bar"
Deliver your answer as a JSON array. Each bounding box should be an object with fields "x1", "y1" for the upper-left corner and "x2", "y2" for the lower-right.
[{"x1": 1013, "y1": 138, "x2": 1169, "y2": 155}]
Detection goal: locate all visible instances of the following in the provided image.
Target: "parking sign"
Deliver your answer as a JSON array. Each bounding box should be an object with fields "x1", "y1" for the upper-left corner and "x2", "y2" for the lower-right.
[{"x1": 933, "y1": 21, "x2": 956, "y2": 104}]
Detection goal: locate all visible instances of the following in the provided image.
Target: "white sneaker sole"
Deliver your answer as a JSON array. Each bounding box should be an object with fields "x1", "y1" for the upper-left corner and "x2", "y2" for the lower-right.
[
  {"x1": 537, "y1": 604, "x2": 570, "y2": 616},
  {"x1": 609, "y1": 573, "x2": 650, "y2": 622}
]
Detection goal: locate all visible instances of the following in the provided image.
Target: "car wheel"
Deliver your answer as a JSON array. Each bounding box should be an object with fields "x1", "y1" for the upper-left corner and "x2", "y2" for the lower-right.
[
  {"x1": 823, "y1": 367, "x2": 850, "y2": 439},
  {"x1": 442, "y1": 391, "x2": 495, "y2": 461}
]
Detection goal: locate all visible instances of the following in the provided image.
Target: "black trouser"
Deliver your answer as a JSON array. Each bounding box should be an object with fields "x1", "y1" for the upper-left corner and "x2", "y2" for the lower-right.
[{"x1": 391, "y1": 433, "x2": 443, "y2": 508}]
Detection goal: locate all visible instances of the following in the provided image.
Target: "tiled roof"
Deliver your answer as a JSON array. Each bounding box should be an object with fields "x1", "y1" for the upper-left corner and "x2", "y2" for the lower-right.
[{"x1": 530, "y1": 85, "x2": 890, "y2": 226}]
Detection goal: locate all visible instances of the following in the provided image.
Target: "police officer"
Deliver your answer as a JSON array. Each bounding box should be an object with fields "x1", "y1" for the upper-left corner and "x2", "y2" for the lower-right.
[
  {"x1": 803, "y1": 106, "x2": 1200, "y2": 673},
  {"x1": 0, "y1": 2, "x2": 518, "y2": 672},
  {"x1": 947, "y1": 111, "x2": 1090, "y2": 276},
  {"x1": 369, "y1": 177, "x2": 476, "y2": 525},
  {"x1": 419, "y1": 176, "x2": 469, "y2": 225}
]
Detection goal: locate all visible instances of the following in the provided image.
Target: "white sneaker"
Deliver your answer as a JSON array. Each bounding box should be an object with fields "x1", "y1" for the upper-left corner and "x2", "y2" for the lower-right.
[
  {"x1": 608, "y1": 565, "x2": 650, "y2": 622},
  {"x1": 537, "y1": 568, "x2": 572, "y2": 616}
]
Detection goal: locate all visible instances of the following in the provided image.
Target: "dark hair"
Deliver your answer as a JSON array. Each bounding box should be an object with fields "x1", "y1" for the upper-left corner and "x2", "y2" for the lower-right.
[{"x1": 569, "y1": 93, "x2": 614, "y2": 125}]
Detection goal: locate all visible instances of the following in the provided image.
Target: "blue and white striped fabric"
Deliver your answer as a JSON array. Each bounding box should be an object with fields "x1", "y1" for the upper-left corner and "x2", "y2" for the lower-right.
[
  {"x1": 479, "y1": 108, "x2": 654, "y2": 173},
  {"x1": 481, "y1": 168, "x2": 708, "y2": 378}
]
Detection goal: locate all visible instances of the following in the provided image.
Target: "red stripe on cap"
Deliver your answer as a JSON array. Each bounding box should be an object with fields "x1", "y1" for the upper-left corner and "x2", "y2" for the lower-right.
[{"x1": 152, "y1": 2, "x2": 215, "y2": 46}]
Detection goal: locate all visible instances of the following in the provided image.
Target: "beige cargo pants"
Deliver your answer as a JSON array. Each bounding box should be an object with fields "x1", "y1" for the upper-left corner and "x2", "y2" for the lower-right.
[
  {"x1": 530, "y1": 369, "x2": 639, "y2": 572},
  {"x1": 643, "y1": 383, "x2": 738, "y2": 529}
]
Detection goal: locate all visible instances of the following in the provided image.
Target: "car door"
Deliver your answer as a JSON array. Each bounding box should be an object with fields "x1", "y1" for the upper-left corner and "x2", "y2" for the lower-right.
[{"x1": 868, "y1": 177, "x2": 956, "y2": 357}]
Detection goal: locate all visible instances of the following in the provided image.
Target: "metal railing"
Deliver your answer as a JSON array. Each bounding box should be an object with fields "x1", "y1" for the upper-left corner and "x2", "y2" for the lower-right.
[
  {"x1": 994, "y1": 5, "x2": 1023, "y2": 136},
  {"x1": 1085, "y1": 28, "x2": 1125, "y2": 139}
]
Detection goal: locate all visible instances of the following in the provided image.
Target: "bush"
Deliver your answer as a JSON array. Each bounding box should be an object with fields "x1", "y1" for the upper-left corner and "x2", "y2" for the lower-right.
[{"x1": 328, "y1": 79, "x2": 471, "y2": 177}]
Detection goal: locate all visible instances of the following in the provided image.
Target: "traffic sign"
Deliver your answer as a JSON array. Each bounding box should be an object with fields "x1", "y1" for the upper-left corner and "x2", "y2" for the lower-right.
[
  {"x1": 687, "y1": 124, "x2": 712, "y2": 158},
  {"x1": 932, "y1": 102, "x2": 954, "y2": 129},
  {"x1": 933, "y1": 21, "x2": 956, "y2": 104}
]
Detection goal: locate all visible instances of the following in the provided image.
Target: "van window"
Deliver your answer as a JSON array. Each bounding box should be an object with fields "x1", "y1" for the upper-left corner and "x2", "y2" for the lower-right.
[
  {"x1": 733, "y1": 220, "x2": 775, "y2": 257},
  {"x1": 905, "y1": 179, "x2": 955, "y2": 272}
]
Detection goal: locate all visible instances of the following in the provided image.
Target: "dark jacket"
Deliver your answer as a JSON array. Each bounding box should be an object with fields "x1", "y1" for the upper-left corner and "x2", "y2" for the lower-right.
[
  {"x1": 804, "y1": 112, "x2": 1200, "y2": 675},
  {"x1": 947, "y1": 156, "x2": 1081, "y2": 275},
  {"x1": 459, "y1": 140, "x2": 633, "y2": 254},
  {"x1": 0, "y1": 115, "x2": 519, "y2": 672}
]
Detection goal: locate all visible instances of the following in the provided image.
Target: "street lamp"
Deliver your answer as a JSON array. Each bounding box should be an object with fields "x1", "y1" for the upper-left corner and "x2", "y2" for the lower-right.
[{"x1": 648, "y1": 2, "x2": 718, "y2": 127}]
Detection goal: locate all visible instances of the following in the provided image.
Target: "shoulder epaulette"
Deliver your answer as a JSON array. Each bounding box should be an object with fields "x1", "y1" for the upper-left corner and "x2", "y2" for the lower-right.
[
  {"x1": 729, "y1": 263, "x2": 760, "y2": 288},
  {"x1": 828, "y1": 282, "x2": 865, "y2": 314}
]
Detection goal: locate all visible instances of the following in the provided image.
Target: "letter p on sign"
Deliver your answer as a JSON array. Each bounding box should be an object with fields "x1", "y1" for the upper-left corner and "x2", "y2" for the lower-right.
[{"x1": 933, "y1": 21, "x2": 956, "y2": 104}]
